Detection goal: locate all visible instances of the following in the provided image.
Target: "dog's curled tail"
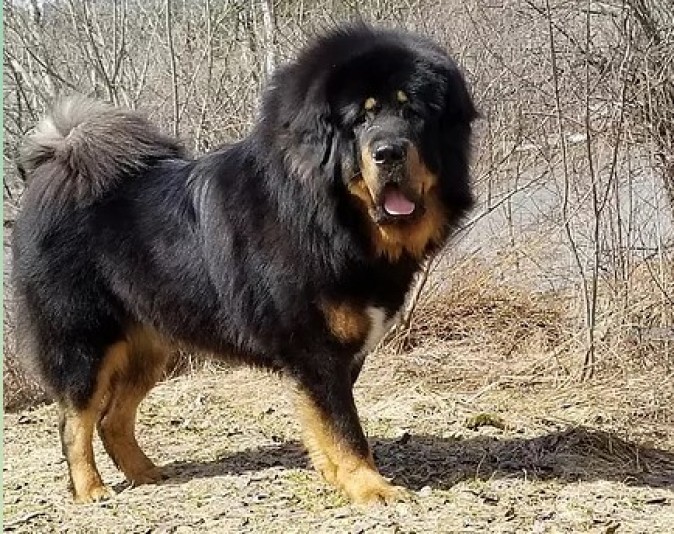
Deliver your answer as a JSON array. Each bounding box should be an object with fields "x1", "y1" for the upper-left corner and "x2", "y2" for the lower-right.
[{"x1": 20, "y1": 97, "x2": 184, "y2": 201}]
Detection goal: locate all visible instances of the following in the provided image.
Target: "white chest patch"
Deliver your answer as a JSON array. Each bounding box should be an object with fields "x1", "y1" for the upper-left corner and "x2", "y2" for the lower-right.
[{"x1": 360, "y1": 306, "x2": 395, "y2": 356}]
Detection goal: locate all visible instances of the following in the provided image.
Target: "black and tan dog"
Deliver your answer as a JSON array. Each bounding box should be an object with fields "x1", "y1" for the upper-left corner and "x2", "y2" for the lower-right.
[{"x1": 13, "y1": 24, "x2": 476, "y2": 504}]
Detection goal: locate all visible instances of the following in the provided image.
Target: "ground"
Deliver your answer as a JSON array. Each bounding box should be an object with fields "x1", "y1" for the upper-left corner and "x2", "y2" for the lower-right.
[{"x1": 4, "y1": 342, "x2": 674, "y2": 533}]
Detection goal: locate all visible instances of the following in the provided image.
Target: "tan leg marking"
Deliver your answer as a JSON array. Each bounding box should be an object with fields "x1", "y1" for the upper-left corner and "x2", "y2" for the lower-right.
[
  {"x1": 295, "y1": 389, "x2": 404, "y2": 504},
  {"x1": 60, "y1": 407, "x2": 111, "y2": 504},
  {"x1": 61, "y1": 341, "x2": 129, "y2": 503},
  {"x1": 97, "y1": 327, "x2": 168, "y2": 486}
]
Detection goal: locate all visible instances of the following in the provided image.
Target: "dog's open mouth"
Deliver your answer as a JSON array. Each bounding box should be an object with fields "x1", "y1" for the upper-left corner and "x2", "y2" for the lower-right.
[{"x1": 381, "y1": 184, "x2": 416, "y2": 217}]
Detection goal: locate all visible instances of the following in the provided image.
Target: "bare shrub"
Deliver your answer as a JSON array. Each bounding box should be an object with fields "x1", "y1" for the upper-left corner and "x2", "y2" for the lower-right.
[{"x1": 398, "y1": 259, "x2": 567, "y2": 358}]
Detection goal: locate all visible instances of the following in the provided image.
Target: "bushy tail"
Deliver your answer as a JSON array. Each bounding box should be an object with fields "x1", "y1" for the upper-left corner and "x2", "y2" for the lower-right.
[{"x1": 20, "y1": 97, "x2": 184, "y2": 201}]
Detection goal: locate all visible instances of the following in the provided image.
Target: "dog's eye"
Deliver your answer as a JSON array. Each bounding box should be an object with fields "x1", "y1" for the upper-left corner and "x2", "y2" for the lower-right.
[{"x1": 363, "y1": 97, "x2": 379, "y2": 113}]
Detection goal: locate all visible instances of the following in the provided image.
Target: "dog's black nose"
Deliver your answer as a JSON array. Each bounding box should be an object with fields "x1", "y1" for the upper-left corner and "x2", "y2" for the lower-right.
[{"x1": 372, "y1": 142, "x2": 406, "y2": 165}]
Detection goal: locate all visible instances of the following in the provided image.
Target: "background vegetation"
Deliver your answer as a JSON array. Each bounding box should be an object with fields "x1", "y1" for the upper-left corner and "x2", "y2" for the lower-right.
[{"x1": 4, "y1": 0, "x2": 673, "y2": 409}]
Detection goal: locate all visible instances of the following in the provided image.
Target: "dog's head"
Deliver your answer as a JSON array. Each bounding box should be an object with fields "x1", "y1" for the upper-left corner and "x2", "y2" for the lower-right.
[
  {"x1": 262, "y1": 25, "x2": 477, "y2": 258},
  {"x1": 339, "y1": 84, "x2": 462, "y2": 227}
]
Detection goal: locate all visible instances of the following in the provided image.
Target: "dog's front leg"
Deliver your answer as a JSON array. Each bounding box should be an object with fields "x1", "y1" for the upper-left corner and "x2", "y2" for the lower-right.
[{"x1": 293, "y1": 361, "x2": 404, "y2": 504}]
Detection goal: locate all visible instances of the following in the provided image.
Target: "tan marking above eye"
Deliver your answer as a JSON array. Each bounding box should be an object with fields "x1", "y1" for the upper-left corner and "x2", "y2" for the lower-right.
[
  {"x1": 396, "y1": 90, "x2": 408, "y2": 103},
  {"x1": 364, "y1": 97, "x2": 378, "y2": 111}
]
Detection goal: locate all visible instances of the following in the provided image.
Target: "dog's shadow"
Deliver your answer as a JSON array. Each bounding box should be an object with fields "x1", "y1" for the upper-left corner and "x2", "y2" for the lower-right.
[{"x1": 152, "y1": 427, "x2": 674, "y2": 491}]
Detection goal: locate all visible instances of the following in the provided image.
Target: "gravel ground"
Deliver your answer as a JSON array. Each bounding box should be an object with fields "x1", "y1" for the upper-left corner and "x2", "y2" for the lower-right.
[{"x1": 4, "y1": 348, "x2": 674, "y2": 533}]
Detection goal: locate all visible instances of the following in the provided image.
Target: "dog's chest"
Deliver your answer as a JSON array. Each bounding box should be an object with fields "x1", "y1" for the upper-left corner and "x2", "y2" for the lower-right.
[{"x1": 359, "y1": 306, "x2": 396, "y2": 355}]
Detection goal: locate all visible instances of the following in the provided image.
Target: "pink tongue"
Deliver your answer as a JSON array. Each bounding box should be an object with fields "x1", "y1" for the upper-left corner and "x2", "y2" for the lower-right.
[{"x1": 383, "y1": 189, "x2": 416, "y2": 216}]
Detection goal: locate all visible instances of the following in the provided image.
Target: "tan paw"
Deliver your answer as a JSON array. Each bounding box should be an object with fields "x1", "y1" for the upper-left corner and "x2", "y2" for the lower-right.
[
  {"x1": 340, "y1": 466, "x2": 408, "y2": 505},
  {"x1": 74, "y1": 484, "x2": 113, "y2": 504}
]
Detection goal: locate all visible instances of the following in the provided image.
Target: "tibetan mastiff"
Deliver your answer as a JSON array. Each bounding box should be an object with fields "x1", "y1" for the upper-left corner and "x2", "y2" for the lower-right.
[{"x1": 13, "y1": 24, "x2": 476, "y2": 505}]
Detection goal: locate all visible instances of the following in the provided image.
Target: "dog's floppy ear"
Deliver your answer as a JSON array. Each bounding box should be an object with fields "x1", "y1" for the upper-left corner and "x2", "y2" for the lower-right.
[
  {"x1": 291, "y1": 86, "x2": 335, "y2": 166},
  {"x1": 440, "y1": 62, "x2": 478, "y2": 126},
  {"x1": 435, "y1": 62, "x2": 477, "y2": 217},
  {"x1": 278, "y1": 73, "x2": 337, "y2": 181},
  {"x1": 260, "y1": 65, "x2": 337, "y2": 180}
]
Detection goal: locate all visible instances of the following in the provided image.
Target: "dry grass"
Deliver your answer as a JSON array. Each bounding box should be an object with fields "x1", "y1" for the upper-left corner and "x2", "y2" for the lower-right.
[
  {"x1": 2, "y1": 352, "x2": 50, "y2": 413},
  {"x1": 2, "y1": 311, "x2": 50, "y2": 412},
  {"x1": 606, "y1": 260, "x2": 674, "y2": 373},
  {"x1": 400, "y1": 262, "x2": 566, "y2": 355},
  {"x1": 383, "y1": 257, "x2": 674, "y2": 386},
  {"x1": 4, "y1": 353, "x2": 673, "y2": 532}
]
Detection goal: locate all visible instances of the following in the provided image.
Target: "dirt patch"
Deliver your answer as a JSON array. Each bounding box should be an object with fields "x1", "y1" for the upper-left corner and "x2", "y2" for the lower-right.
[{"x1": 4, "y1": 348, "x2": 674, "y2": 533}]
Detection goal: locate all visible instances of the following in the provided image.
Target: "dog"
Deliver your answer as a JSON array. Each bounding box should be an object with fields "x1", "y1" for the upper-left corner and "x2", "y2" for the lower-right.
[{"x1": 13, "y1": 23, "x2": 476, "y2": 505}]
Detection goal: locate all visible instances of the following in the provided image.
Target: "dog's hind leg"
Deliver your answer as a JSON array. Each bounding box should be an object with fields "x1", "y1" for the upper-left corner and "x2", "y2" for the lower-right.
[
  {"x1": 60, "y1": 406, "x2": 111, "y2": 503},
  {"x1": 58, "y1": 340, "x2": 129, "y2": 503},
  {"x1": 97, "y1": 327, "x2": 169, "y2": 486}
]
